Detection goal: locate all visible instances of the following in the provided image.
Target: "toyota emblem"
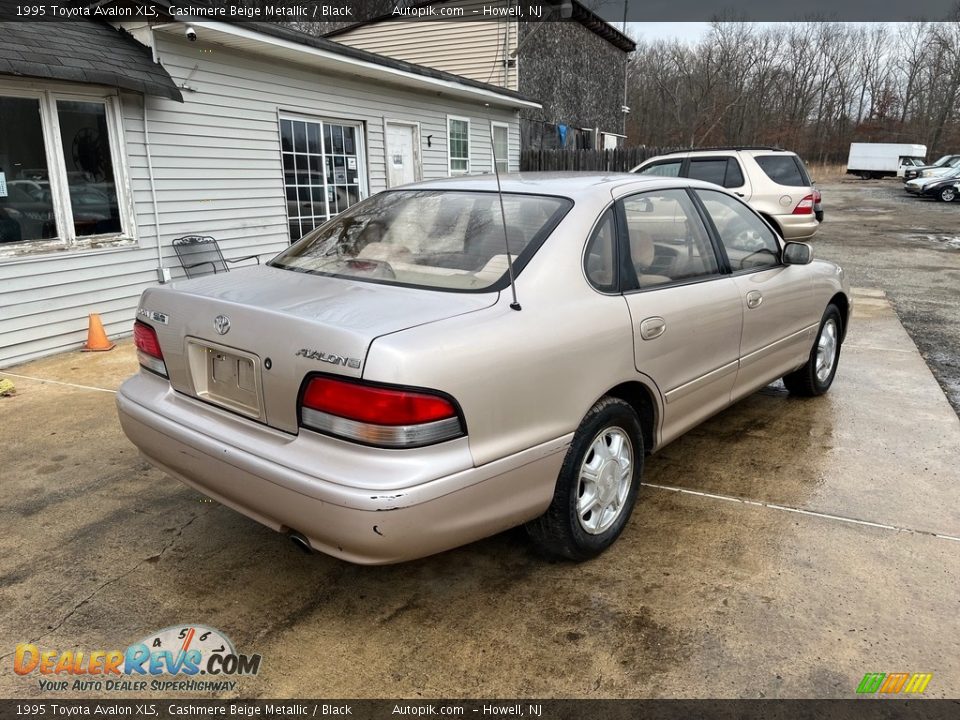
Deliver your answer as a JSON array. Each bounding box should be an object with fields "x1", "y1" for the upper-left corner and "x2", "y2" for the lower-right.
[{"x1": 213, "y1": 315, "x2": 231, "y2": 335}]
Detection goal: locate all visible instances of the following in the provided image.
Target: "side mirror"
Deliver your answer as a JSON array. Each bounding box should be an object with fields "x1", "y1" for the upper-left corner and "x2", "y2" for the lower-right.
[{"x1": 783, "y1": 241, "x2": 812, "y2": 265}]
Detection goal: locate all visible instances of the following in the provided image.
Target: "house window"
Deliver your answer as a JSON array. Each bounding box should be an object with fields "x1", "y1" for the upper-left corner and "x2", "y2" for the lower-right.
[
  {"x1": 280, "y1": 116, "x2": 366, "y2": 241},
  {"x1": 448, "y1": 116, "x2": 470, "y2": 175},
  {"x1": 0, "y1": 91, "x2": 128, "y2": 252},
  {"x1": 491, "y1": 122, "x2": 508, "y2": 174},
  {"x1": 56, "y1": 101, "x2": 122, "y2": 238}
]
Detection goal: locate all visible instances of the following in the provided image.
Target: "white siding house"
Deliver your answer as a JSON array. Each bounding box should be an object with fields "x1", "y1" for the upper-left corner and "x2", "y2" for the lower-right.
[{"x1": 0, "y1": 20, "x2": 536, "y2": 368}]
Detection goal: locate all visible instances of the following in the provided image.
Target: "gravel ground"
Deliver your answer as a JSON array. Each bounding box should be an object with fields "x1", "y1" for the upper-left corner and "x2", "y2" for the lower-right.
[{"x1": 811, "y1": 178, "x2": 960, "y2": 415}]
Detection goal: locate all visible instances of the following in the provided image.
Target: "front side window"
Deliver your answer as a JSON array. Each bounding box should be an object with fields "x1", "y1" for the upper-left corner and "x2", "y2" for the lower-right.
[
  {"x1": 697, "y1": 189, "x2": 780, "y2": 271},
  {"x1": 270, "y1": 190, "x2": 571, "y2": 292},
  {"x1": 281, "y1": 117, "x2": 364, "y2": 241},
  {"x1": 448, "y1": 117, "x2": 470, "y2": 175},
  {"x1": 621, "y1": 189, "x2": 719, "y2": 288},
  {"x1": 1, "y1": 93, "x2": 127, "y2": 252}
]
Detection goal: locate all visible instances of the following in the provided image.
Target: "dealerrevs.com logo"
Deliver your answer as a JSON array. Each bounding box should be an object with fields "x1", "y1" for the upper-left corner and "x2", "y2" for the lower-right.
[{"x1": 14, "y1": 625, "x2": 261, "y2": 693}]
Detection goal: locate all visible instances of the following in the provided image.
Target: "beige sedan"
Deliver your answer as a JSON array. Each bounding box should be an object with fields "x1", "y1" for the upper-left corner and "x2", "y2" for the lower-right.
[{"x1": 117, "y1": 174, "x2": 850, "y2": 564}]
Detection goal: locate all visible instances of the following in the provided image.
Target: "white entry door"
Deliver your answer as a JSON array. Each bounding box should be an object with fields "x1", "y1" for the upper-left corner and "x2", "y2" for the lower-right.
[{"x1": 386, "y1": 122, "x2": 420, "y2": 187}]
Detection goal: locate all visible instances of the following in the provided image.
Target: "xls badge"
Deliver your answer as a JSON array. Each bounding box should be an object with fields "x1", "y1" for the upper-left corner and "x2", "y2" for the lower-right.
[{"x1": 14, "y1": 624, "x2": 261, "y2": 693}]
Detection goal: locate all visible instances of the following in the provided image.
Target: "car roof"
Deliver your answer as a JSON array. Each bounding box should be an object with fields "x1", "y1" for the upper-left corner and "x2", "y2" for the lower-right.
[
  {"x1": 652, "y1": 147, "x2": 797, "y2": 159},
  {"x1": 398, "y1": 172, "x2": 712, "y2": 201}
]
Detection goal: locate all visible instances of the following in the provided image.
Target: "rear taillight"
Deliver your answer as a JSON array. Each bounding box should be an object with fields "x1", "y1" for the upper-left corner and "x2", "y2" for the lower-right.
[
  {"x1": 300, "y1": 376, "x2": 464, "y2": 448},
  {"x1": 134, "y1": 320, "x2": 167, "y2": 377},
  {"x1": 792, "y1": 194, "x2": 815, "y2": 215}
]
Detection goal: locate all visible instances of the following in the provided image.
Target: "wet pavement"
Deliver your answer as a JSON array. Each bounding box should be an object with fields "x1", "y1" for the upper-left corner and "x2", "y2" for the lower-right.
[
  {"x1": 1, "y1": 290, "x2": 958, "y2": 700},
  {"x1": 812, "y1": 178, "x2": 960, "y2": 416}
]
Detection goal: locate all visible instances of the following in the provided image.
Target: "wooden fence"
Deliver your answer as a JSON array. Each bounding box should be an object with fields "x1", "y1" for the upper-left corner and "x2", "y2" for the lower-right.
[{"x1": 520, "y1": 147, "x2": 677, "y2": 173}]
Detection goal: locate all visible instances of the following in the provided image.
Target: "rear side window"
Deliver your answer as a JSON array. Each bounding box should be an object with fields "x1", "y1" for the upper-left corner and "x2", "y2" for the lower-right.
[
  {"x1": 584, "y1": 208, "x2": 618, "y2": 292},
  {"x1": 755, "y1": 155, "x2": 811, "y2": 187},
  {"x1": 689, "y1": 158, "x2": 745, "y2": 188},
  {"x1": 637, "y1": 160, "x2": 682, "y2": 177}
]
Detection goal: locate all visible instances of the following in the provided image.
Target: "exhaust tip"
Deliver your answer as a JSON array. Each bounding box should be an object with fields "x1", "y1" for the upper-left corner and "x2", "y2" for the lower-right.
[{"x1": 288, "y1": 531, "x2": 313, "y2": 554}]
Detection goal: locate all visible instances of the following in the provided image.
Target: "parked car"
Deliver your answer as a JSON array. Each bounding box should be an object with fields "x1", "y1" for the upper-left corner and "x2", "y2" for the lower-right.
[
  {"x1": 903, "y1": 154, "x2": 960, "y2": 182},
  {"x1": 905, "y1": 166, "x2": 960, "y2": 201},
  {"x1": 117, "y1": 174, "x2": 851, "y2": 564},
  {"x1": 631, "y1": 147, "x2": 822, "y2": 240}
]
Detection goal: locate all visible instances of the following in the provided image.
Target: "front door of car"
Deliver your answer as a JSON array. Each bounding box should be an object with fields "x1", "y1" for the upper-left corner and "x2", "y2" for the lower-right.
[
  {"x1": 693, "y1": 188, "x2": 816, "y2": 402},
  {"x1": 616, "y1": 189, "x2": 744, "y2": 445}
]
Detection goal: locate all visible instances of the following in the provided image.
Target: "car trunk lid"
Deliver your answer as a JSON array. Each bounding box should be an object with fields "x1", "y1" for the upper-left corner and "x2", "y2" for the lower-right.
[{"x1": 139, "y1": 265, "x2": 496, "y2": 433}]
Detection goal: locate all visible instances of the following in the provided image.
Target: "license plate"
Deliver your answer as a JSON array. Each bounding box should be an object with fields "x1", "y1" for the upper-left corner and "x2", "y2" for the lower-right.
[{"x1": 187, "y1": 340, "x2": 264, "y2": 420}]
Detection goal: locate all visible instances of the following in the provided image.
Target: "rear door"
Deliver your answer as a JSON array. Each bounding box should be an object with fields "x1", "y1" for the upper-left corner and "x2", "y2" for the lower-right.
[
  {"x1": 617, "y1": 188, "x2": 743, "y2": 445},
  {"x1": 686, "y1": 156, "x2": 752, "y2": 200}
]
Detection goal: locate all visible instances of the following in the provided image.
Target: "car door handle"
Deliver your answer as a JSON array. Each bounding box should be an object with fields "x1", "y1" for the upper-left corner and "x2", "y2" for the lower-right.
[
  {"x1": 640, "y1": 316, "x2": 666, "y2": 340},
  {"x1": 735, "y1": 192, "x2": 745, "y2": 197},
  {"x1": 746, "y1": 291, "x2": 763, "y2": 309}
]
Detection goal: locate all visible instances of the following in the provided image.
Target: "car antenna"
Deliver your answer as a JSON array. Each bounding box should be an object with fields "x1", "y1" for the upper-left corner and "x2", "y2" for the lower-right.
[{"x1": 490, "y1": 126, "x2": 521, "y2": 311}]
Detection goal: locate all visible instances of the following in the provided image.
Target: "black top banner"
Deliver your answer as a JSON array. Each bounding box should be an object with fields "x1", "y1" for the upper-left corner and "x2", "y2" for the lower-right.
[{"x1": 0, "y1": 0, "x2": 958, "y2": 23}]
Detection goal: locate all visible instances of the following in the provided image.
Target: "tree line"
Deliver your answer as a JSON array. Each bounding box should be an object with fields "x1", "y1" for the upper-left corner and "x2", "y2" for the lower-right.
[{"x1": 625, "y1": 19, "x2": 960, "y2": 163}]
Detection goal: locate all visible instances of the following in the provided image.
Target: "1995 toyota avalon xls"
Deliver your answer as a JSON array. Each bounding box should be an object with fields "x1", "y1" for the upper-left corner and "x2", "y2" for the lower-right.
[{"x1": 117, "y1": 174, "x2": 850, "y2": 564}]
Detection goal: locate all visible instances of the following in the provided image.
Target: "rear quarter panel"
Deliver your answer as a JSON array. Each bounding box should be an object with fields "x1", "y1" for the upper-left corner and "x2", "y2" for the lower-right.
[{"x1": 361, "y1": 201, "x2": 659, "y2": 467}]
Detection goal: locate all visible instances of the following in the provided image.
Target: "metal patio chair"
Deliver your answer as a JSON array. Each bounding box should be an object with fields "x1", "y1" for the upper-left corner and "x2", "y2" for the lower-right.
[{"x1": 172, "y1": 235, "x2": 261, "y2": 279}]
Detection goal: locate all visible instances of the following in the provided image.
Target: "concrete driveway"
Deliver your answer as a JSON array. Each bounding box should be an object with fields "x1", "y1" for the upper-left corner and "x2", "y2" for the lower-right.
[{"x1": 1, "y1": 289, "x2": 958, "y2": 700}]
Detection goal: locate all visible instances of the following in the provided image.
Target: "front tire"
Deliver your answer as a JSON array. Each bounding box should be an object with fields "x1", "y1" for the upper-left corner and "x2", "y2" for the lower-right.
[
  {"x1": 526, "y1": 397, "x2": 643, "y2": 561},
  {"x1": 939, "y1": 186, "x2": 957, "y2": 202},
  {"x1": 783, "y1": 304, "x2": 843, "y2": 396}
]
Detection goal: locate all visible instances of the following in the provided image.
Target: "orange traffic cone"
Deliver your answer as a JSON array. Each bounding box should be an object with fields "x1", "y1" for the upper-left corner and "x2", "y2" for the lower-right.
[{"x1": 82, "y1": 313, "x2": 115, "y2": 352}]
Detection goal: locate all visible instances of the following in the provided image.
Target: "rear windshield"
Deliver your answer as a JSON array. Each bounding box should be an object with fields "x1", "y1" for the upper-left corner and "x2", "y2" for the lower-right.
[
  {"x1": 269, "y1": 190, "x2": 571, "y2": 292},
  {"x1": 754, "y1": 155, "x2": 811, "y2": 187}
]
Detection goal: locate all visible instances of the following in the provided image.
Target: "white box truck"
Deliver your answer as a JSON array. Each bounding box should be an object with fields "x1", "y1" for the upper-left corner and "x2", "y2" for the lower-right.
[{"x1": 847, "y1": 143, "x2": 927, "y2": 179}]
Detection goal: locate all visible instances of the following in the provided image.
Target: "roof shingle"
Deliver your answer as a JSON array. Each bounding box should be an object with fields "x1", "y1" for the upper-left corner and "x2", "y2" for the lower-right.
[{"x1": 0, "y1": 20, "x2": 183, "y2": 101}]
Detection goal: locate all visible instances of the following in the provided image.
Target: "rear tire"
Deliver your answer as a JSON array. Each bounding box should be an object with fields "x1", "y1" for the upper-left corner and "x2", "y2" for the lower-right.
[
  {"x1": 783, "y1": 304, "x2": 843, "y2": 397},
  {"x1": 939, "y1": 186, "x2": 957, "y2": 203},
  {"x1": 526, "y1": 397, "x2": 643, "y2": 561}
]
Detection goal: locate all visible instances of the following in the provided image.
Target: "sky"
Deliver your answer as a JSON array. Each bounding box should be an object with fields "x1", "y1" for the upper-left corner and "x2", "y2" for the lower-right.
[{"x1": 625, "y1": 22, "x2": 715, "y2": 43}]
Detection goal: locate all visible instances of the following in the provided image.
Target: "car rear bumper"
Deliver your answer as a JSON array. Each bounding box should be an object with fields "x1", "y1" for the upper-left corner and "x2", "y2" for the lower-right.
[
  {"x1": 776, "y1": 214, "x2": 819, "y2": 240},
  {"x1": 116, "y1": 372, "x2": 567, "y2": 564}
]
